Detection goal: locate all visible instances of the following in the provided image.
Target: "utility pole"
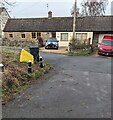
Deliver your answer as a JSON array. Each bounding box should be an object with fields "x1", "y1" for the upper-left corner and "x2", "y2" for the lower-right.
[{"x1": 72, "y1": 0, "x2": 76, "y2": 40}]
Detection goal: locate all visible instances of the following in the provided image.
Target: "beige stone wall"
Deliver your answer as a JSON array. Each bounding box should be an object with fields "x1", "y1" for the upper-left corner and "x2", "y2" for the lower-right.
[
  {"x1": 41, "y1": 32, "x2": 52, "y2": 40},
  {"x1": 4, "y1": 32, "x2": 93, "y2": 47},
  {"x1": 4, "y1": 32, "x2": 53, "y2": 46},
  {"x1": 41, "y1": 32, "x2": 52, "y2": 45},
  {"x1": 5, "y1": 32, "x2": 35, "y2": 40},
  {"x1": 5, "y1": 32, "x2": 52, "y2": 41}
]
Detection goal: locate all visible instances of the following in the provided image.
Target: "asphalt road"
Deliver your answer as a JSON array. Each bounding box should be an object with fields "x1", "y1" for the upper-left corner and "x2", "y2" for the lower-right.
[{"x1": 3, "y1": 53, "x2": 112, "y2": 118}]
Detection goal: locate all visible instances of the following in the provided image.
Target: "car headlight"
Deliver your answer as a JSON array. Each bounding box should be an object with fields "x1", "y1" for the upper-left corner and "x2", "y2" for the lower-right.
[{"x1": 99, "y1": 48, "x2": 103, "y2": 50}]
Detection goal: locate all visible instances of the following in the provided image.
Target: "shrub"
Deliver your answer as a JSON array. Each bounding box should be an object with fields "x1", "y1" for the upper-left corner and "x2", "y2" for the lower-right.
[
  {"x1": 69, "y1": 39, "x2": 94, "y2": 56},
  {"x1": 2, "y1": 38, "x2": 38, "y2": 48}
]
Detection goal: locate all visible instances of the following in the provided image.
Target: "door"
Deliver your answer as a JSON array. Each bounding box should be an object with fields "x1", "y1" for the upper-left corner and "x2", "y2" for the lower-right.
[{"x1": 52, "y1": 32, "x2": 56, "y2": 38}]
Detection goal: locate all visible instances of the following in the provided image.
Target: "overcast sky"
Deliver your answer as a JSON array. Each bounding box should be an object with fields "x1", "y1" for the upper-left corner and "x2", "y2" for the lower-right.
[{"x1": 8, "y1": 0, "x2": 113, "y2": 18}]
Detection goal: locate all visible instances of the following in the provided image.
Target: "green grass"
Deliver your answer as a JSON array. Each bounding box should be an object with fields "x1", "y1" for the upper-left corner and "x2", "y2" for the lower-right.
[
  {"x1": 2, "y1": 50, "x2": 53, "y2": 104},
  {"x1": 68, "y1": 51, "x2": 96, "y2": 56}
]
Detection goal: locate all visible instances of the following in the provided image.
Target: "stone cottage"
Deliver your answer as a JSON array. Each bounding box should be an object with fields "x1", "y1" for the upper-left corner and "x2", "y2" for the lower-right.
[{"x1": 3, "y1": 11, "x2": 113, "y2": 47}]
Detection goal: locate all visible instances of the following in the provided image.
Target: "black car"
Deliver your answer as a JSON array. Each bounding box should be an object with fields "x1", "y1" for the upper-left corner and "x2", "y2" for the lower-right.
[{"x1": 45, "y1": 38, "x2": 59, "y2": 49}]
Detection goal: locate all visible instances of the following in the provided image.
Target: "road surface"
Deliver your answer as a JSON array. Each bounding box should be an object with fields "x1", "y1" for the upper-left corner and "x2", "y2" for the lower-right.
[{"x1": 3, "y1": 53, "x2": 112, "y2": 118}]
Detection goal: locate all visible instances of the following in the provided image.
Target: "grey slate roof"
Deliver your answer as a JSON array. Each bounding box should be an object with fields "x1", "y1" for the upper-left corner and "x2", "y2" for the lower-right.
[{"x1": 3, "y1": 16, "x2": 113, "y2": 32}]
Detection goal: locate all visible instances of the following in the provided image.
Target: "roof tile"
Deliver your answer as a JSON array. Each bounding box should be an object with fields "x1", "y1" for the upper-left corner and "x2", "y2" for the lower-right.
[{"x1": 3, "y1": 16, "x2": 113, "y2": 32}]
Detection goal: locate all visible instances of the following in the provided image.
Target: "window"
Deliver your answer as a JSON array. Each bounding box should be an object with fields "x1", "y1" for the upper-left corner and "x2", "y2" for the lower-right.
[
  {"x1": 32, "y1": 32, "x2": 36, "y2": 38},
  {"x1": 37, "y1": 32, "x2": 41, "y2": 37},
  {"x1": 9, "y1": 34, "x2": 13, "y2": 38},
  {"x1": 76, "y1": 33, "x2": 81, "y2": 40},
  {"x1": 76, "y1": 33, "x2": 87, "y2": 41},
  {"x1": 61, "y1": 33, "x2": 68, "y2": 40},
  {"x1": 21, "y1": 34, "x2": 25, "y2": 38},
  {"x1": 82, "y1": 33, "x2": 87, "y2": 40}
]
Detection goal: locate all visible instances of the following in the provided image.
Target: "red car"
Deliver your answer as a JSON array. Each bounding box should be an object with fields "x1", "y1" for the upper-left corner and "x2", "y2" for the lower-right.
[{"x1": 98, "y1": 36, "x2": 113, "y2": 56}]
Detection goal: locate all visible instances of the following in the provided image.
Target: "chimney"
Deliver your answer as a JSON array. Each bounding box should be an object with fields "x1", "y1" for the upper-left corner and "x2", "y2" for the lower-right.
[{"x1": 48, "y1": 11, "x2": 52, "y2": 19}]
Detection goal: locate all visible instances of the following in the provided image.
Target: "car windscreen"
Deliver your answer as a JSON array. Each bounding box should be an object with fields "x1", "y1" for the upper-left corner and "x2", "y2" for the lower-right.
[
  {"x1": 47, "y1": 38, "x2": 57, "y2": 42},
  {"x1": 101, "y1": 40, "x2": 113, "y2": 46}
]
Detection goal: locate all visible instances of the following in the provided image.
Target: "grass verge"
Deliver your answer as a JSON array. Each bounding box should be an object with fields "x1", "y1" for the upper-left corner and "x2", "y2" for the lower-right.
[
  {"x1": 1, "y1": 50, "x2": 53, "y2": 104},
  {"x1": 68, "y1": 51, "x2": 96, "y2": 56}
]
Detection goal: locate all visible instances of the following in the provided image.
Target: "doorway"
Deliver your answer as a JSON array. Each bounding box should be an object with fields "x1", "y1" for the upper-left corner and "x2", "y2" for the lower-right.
[{"x1": 52, "y1": 32, "x2": 56, "y2": 38}]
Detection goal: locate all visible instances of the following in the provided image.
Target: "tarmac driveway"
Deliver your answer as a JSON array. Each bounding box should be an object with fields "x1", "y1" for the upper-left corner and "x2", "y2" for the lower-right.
[{"x1": 3, "y1": 53, "x2": 112, "y2": 118}]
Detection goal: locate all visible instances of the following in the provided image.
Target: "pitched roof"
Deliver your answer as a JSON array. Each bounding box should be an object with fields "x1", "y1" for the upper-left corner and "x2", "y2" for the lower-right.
[
  {"x1": 78, "y1": 16, "x2": 113, "y2": 32},
  {"x1": 3, "y1": 16, "x2": 113, "y2": 32},
  {"x1": 4, "y1": 17, "x2": 73, "y2": 32}
]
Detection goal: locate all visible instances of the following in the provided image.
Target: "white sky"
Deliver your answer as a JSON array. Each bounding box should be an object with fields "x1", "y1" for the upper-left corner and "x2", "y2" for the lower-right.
[{"x1": 7, "y1": 0, "x2": 113, "y2": 18}]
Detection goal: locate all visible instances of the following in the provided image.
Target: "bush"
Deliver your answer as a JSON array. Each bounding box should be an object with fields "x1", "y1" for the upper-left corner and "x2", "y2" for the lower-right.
[
  {"x1": 69, "y1": 39, "x2": 94, "y2": 56},
  {"x1": 2, "y1": 38, "x2": 38, "y2": 48}
]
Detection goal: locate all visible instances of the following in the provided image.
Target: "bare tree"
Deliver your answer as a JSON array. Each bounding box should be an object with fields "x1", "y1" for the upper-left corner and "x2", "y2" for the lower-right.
[
  {"x1": 0, "y1": 0, "x2": 16, "y2": 7},
  {"x1": 81, "y1": 0, "x2": 108, "y2": 16},
  {"x1": 71, "y1": 6, "x2": 81, "y2": 17},
  {"x1": 71, "y1": 0, "x2": 108, "y2": 16}
]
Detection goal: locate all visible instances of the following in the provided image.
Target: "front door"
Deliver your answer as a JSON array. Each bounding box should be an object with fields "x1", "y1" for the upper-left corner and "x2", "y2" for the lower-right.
[{"x1": 52, "y1": 32, "x2": 56, "y2": 38}]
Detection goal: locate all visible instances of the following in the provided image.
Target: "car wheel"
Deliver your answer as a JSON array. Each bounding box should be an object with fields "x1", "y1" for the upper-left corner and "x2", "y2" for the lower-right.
[{"x1": 98, "y1": 52, "x2": 101, "y2": 55}]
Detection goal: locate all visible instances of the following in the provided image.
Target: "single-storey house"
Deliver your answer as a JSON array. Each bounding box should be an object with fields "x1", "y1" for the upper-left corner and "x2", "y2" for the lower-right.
[{"x1": 3, "y1": 11, "x2": 113, "y2": 47}]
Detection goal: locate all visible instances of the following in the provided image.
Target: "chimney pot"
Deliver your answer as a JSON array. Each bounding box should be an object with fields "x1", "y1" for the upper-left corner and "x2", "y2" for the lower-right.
[{"x1": 48, "y1": 11, "x2": 52, "y2": 19}]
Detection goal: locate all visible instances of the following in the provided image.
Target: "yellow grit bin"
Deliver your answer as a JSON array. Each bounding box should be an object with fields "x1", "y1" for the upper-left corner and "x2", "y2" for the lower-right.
[{"x1": 20, "y1": 49, "x2": 34, "y2": 64}]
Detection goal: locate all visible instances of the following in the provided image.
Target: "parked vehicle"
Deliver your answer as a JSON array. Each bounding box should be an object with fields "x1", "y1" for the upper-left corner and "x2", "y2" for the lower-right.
[
  {"x1": 98, "y1": 36, "x2": 113, "y2": 56},
  {"x1": 45, "y1": 38, "x2": 59, "y2": 49}
]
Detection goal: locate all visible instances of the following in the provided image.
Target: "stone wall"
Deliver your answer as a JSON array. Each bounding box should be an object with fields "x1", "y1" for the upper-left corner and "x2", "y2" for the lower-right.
[
  {"x1": 2, "y1": 38, "x2": 39, "y2": 47},
  {"x1": 4, "y1": 32, "x2": 52, "y2": 41}
]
